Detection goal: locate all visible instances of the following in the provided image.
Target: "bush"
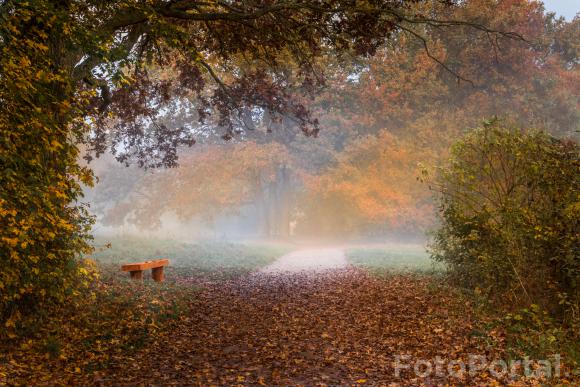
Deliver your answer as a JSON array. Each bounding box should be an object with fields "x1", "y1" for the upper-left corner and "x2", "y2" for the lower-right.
[
  {"x1": 430, "y1": 120, "x2": 579, "y2": 322},
  {"x1": 0, "y1": 4, "x2": 95, "y2": 336}
]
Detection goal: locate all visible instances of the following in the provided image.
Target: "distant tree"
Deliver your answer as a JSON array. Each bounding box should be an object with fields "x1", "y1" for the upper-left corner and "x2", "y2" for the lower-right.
[
  {"x1": 102, "y1": 141, "x2": 295, "y2": 236},
  {"x1": 296, "y1": 0, "x2": 578, "y2": 238},
  {"x1": 298, "y1": 129, "x2": 437, "y2": 238},
  {"x1": 318, "y1": 0, "x2": 579, "y2": 139}
]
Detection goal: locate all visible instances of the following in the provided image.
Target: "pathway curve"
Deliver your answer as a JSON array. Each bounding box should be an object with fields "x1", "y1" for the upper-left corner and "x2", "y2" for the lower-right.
[{"x1": 259, "y1": 248, "x2": 348, "y2": 274}]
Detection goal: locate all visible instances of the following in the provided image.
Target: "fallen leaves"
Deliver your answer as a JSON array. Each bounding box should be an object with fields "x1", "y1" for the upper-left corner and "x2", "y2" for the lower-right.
[
  {"x1": 87, "y1": 269, "x2": 544, "y2": 385},
  {"x1": 3, "y1": 268, "x2": 577, "y2": 385},
  {"x1": 0, "y1": 268, "x2": 194, "y2": 385}
]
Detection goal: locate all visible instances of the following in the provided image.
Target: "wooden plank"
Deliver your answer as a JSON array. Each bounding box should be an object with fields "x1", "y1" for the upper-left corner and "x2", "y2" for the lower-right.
[{"x1": 121, "y1": 259, "x2": 169, "y2": 272}]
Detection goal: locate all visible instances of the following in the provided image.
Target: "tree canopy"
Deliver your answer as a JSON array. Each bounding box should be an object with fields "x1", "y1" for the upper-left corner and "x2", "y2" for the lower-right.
[{"x1": 2, "y1": 0, "x2": 524, "y2": 165}]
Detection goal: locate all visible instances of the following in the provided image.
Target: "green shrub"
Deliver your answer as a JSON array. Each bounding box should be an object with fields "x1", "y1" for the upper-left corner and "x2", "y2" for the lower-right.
[{"x1": 430, "y1": 120, "x2": 579, "y2": 322}]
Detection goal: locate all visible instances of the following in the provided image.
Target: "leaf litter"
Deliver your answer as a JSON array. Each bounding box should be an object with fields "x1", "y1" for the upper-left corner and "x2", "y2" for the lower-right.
[{"x1": 92, "y1": 268, "x2": 561, "y2": 385}]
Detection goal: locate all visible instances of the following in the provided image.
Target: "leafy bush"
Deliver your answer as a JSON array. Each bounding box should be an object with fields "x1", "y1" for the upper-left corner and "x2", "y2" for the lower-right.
[
  {"x1": 0, "y1": 3, "x2": 95, "y2": 335},
  {"x1": 430, "y1": 120, "x2": 579, "y2": 322}
]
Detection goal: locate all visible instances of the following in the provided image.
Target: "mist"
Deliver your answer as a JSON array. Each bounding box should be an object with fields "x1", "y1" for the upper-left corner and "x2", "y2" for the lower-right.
[{"x1": 84, "y1": 2, "x2": 578, "y2": 248}]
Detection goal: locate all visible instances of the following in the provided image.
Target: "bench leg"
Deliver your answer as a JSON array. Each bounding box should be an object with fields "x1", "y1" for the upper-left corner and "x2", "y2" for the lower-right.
[
  {"x1": 152, "y1": 266, "x2": 164, "y2": 282},
  {"x1": 129, "y1": 270, "x2": 143, "y2": 280}
]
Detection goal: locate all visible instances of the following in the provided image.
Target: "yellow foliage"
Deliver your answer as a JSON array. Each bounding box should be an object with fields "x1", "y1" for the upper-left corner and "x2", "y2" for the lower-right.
[{"x1": 0, "y1": 3, "x2": 95, "y2": 334}]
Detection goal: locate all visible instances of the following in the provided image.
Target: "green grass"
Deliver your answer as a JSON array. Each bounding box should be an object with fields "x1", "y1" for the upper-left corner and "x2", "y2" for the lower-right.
[
  {"x1": 346, "y1": 245, "x2": 443, "y2": 274},
  {"x1": 89, "y1": 236, "x2": 294, "y2": 280}
]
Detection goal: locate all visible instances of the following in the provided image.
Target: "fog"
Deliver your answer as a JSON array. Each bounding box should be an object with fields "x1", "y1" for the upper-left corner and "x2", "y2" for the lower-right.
[
  {"x1": 83, "y1": 7, "x2": 578, "y2": 250},
  {"x1": 83, "y1": 134, "x2": 431, "y2": 249}
]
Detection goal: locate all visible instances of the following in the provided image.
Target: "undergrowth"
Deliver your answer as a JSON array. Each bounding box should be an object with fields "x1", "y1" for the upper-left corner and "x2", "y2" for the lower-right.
[{"x1": 0, "y1": 238, "x2": 290, "y2": 384}]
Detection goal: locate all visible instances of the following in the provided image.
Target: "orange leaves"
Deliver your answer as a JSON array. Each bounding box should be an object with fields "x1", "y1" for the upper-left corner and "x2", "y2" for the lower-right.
[
  {"x1": 302, "y1": 129, "x2": 436, "y2": 235},
  {"x1": 113, "y1": 141, "x2": 293, "y2": 225}
]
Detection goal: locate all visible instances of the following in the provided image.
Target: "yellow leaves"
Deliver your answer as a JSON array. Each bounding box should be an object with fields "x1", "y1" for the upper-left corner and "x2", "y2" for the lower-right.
[
  {"x1": 49, "y1": 140, "x2": 64, "y2": 151},
  {"x1": 467, "y1": 230, "x2": 480, "y2": 241},
  {"x1": 19, "y1": 56, "x2": 31, "y2": 68},
  {"x1": 34, "y1": 42, "x2": 49, "y2": 52},
  {"x1": 5, "y1": 316, "x2": 17, "y2": 329},
  {"x1": 10, "y1": 250, "x2": 20, "y2": 262},
  {"x1": 0, "y1": 25, "x2": 94, "y2": 326},
  {"x1": 4, "y1": 311, "x2": 20, "y2": 339},
  {"x1": 0, "y1": 207, "x2": 18, "y2": 218},
  {"x1": 78, "y1": 167, "x2": 94, "y2": 187},
  {"x1": 2, "y1": 237, "x2": 19, "y2": 248},
  {"x1": 61, "y1": 24, "x2": 72, "y2": 36},
  {"x1": 6, "y1": 331, "x2": 18, "y2": 340},
  {"x1": 78, "y1": 267, "x2": 89, "y2": 276}
]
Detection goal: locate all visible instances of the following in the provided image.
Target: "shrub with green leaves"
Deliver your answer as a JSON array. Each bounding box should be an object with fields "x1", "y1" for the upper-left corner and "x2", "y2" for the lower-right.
[{"x1": 430, "y1": 120, "x2": 579, "y2": 322}]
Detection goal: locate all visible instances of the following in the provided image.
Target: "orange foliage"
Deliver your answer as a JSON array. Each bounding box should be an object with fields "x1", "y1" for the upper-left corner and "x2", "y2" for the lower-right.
[
  {"x1": 108, "y1": 141, "x2": 291, "y2": 228},
  {"x1": 300, "y1": 130, "x2": 437, "y2": 237},
  {"x1": 297, "y1": 0, "x2": 578, "y2": 238}
]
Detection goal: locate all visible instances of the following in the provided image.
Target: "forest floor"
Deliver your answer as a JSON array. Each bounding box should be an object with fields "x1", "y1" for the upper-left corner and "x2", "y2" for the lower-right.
[
  {"x1": 86, "y1": 247, "x2": 569, "y2": 386},
  {"x1": 2, "y1": 243, "x2": 576, "y2": 385}
]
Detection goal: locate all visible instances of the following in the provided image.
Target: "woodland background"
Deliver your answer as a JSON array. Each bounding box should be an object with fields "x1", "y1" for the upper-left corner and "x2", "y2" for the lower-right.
[{"x1": 87, "y1": 0, "x2": 578, "y2": 241}]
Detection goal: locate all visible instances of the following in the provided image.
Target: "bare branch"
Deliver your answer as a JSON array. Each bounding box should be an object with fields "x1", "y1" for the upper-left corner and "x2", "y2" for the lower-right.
[{"x1": 397, "y1": 25, "x2": 474, "y2": 86}]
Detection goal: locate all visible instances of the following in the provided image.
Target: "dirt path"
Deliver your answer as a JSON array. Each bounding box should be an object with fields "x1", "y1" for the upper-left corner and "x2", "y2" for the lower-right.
[
  {"x1": 260, "y1": 248, "x2": 348, "y2": 274},
  {"x1": 95, "y1": 266, "x2": 505, "y2": 385}
]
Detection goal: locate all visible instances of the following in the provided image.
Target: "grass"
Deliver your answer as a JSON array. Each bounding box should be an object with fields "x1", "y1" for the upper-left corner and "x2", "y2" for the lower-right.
[
  {"x1": 346, "y1": 245, "x2": 444, "y2": 274},
  {"x1": 89, "y1": 236, "x2": 294, "y2": 281}
]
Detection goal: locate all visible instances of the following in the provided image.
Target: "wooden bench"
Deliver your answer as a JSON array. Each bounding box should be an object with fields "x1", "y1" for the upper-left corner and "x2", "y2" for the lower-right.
[{"x1": 121, "y1": 259, "x2": 169, "y2": 282}]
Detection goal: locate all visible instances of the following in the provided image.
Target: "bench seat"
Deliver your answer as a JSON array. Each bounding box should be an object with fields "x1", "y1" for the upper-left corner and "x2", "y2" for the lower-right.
[{"x1": 121, "y1": 259, "x2": 169, "y2": 281}]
